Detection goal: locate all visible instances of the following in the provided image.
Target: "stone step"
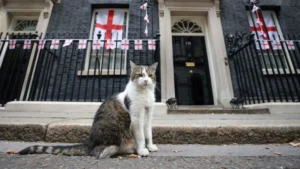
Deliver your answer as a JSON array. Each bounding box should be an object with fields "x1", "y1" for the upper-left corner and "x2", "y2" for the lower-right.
[
  {"x1": 1, "y1": 114, "x2": 299, "y2": 144},
  {"x1": 168, "y1": 106, "x2": 270, "y2": 114}
]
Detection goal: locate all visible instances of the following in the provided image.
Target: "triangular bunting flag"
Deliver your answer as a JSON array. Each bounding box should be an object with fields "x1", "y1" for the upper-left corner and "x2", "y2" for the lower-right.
[
  {"x1": 50, "y1": 40, "x2": 60, "y2": 49},
  {"x1": 78, "y1": 40, "x2": 87, "y2": 49},
  {"x1": 134, "y1": 40, "x2": 143, "y2": 50},
  {"x1": 144, "y1": 24, "x2": 148, "y2": 37},
  {"x1": 23, "y1": 40, "x2": 31, "y2": 49},
  {"x1": 38, "y1": 40, "x2": 46, "y2": 49},
  {"x1": 144, "y1": 13, "x2": 149, "y2": 23},
  {"x1": 121, "y1": 39, "x2": 129, "y2": 50},
  {"x1": 252, "y1": 5, "x2": 259, "y2": 13},
  {"x1": 140, "y1": 2, "x2": 147, "y2": 10},
  {"x1": 63, "y1": 39, "x2": 73, "y2": 47},
  {"x1": 9, "y1": 40, "x2": 16, "y2": 49},
  {"x1": 148, "y1": 40, "x2": 156, "y2": 50}
]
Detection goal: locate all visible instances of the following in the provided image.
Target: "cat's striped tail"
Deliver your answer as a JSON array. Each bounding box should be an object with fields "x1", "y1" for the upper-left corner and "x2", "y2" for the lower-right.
[{"x1": 18, "y1": 144, "x2": 88, "y2": 156}]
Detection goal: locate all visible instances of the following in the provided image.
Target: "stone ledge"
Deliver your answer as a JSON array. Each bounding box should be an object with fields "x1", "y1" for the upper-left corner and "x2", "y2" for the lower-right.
[{"x1": 168, "y1": 108, "x2": 270, "y2": 114}]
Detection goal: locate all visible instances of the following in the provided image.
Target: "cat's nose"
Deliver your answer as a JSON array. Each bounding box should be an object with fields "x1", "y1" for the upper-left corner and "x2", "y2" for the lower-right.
[{"x1": 144, "y1": 80, "x2": 148, "y2": 83}]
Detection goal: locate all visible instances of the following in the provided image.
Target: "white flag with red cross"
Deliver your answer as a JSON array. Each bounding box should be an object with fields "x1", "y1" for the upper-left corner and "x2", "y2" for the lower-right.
[
  {"x1": 50, "y1": 40, "x2": 60, "y2": 49},
  {"x1": 63, "y1": 39, "x2": 73, "y2": 47},
  {"x1": 272, "y1": 40, "x2": 282, "y2": 50},
  {"x1": 144, "y1": 24, "x2": 148, "y2": 37},
  {"x1": 134, "y1": 40, "x2": 143, "y2": 50},
  {"x1": 92, "y1": 40, "x2": 101, "y2": 50},
  {"x1": 121, "y1": 39, "x2": 129, "y2": 50},
  {"x1": 148, "y1": 40, "x2": 156, "y2": 50},
  {"x1": 93, "y1": 9, "x2": 124, "y2": 48},
  {"x1": 140, "y1": 2, "x2": 147, "y2": 10},
  {"x1": 38, "y1": 40, "x2": 46, "y2": 49},
  {"x1": 23, "y1": 40, "x2": 31, "y2": 49},
  {"x1": 78, "y1": 40, "x2": 87, "y2": 49},
  {"x1": 259, "y1": 40, "x2": 270, "y2": 50},
  {"x1": 286, "y1": 40, "x2": 295, "y2": 50},
  {"x1": 9, "y1": 40, "x2": 16, "y2": 49},
  {"x1": 144, "y1": 13, "x2": 149, "y2": 23},
  {"x1": 106, "y1": 39, "x2": 115, "y2": 50},
  {"x1": 249, "y1": 11, "x2": 278, "y2": 50}
]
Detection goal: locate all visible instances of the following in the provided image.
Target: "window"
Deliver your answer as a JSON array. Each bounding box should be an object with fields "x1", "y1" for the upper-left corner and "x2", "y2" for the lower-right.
[
  {"x1": 84, "y1": 9, "x2": 129, "y2": 75},
  {"x1": 248, "y1": 10, "x2": 293, "y2": 72}
]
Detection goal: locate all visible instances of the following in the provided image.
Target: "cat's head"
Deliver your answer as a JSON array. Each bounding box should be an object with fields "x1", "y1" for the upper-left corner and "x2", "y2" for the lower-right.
[{"x1": 130, "y1": 61, "x2": 158, "y2": 88}]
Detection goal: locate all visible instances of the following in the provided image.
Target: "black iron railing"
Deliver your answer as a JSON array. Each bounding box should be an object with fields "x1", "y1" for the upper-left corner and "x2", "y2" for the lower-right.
[
  {"x1": 0, "y1": 33, "x2": 161, "y2": 105},
  {"x1": 226, "y1": 33, "x2": 300, "y2": 104}
]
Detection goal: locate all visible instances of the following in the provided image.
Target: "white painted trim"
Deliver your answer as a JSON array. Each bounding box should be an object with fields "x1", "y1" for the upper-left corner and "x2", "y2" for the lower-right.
[
  {"x1": 77, "y1": 69, "x2": 127, "y2": 76},
  {"x1": 262, "y1": 68, "x2": 300, "y2": 75}
]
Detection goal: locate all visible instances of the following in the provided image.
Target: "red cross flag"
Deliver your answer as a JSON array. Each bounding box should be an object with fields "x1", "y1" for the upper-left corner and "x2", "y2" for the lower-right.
[
  {"x1": 135, "y1": 40, "x2": 143, "y2": 50},
  {"x1": 9, "y1": 40, "x2": 16, "y2": 49},
  {"x1": 272, "y1": 40, "x2": 282, "y2": 50},
  {"x1": 92, "y1": 40, "x2": 101, "y2": 50},
  {"x1": 148, "y1": 40, "x2": 156, "y2": 50},
  {"x1": 50, "y1": 40, "x2": 60, "y2": 49},
  {"x1": 140, "y1": 2, "x2": 147, "y2": 10},
  {"x1": 63, "y1": 39, "x2": 73, "y2": 47},
  {"x1": 106, "y1": 39, "x2": 115, "y2": 50},
  {"x1": 286, "y1": 40, "x2": 295, "y2": 50},
  {"x1": 23, "y1": 40, "x2": 31, "y2": 49},
  {"x1": 121, "y1": 39, "x2": 129, "y2": 50},
  {"x1": 252, "y1": 5, "x2": 259, "y2": 13},
  {"x1": 94, "y1": 9, "x2": 124, "y2": 48},
  {"x1": 39, "y1": 40, "x2": 46, "y2": 49},
  {"x1": 260, "y1": 40, "x2": 270, "y2": 50},
  {"x1": 78, "y1": 40, "x2": 87, "y2": 49},
  {"x1": 249, "y1": 11, "x2": 278, "y2": 50}
]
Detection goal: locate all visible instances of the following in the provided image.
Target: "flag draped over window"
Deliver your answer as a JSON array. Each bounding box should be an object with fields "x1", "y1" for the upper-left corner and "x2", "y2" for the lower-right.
[
  {"x1": 249, "y1": 11, "x2": 279, "y2": 50},
  {"x1": 93, "y1": 9, "x2": 124, "y2": 48}
]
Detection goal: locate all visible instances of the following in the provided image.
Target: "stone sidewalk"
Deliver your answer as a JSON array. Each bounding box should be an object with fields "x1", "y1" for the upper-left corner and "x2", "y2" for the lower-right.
[{"x1": 0, "y1": 111, "x2": 300, "y2": 144}]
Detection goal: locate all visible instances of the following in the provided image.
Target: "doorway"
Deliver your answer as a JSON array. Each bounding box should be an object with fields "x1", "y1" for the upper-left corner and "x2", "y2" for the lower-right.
[{"x1": 173, "y1": 36, "x2": 213, "y2": 105}]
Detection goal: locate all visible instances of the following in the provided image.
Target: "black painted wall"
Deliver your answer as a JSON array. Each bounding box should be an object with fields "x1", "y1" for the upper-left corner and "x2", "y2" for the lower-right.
[{"x1": 33, "y1": 0, "x2": 160, "y2": 102}]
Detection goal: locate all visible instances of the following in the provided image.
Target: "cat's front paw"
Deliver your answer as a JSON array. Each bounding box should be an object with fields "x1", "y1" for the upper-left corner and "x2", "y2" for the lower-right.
[
  {"x1": 137, "y1": 148, "x2": 149, "y2": 156},
  {"x1": 147, "y1": 144, "x2": 158, "y2": 152}
]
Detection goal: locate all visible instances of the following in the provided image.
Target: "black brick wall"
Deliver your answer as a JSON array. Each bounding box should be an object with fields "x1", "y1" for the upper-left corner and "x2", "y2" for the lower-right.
[{"x1": 35, "y1": 0, "x2": 160, "y2": 102}]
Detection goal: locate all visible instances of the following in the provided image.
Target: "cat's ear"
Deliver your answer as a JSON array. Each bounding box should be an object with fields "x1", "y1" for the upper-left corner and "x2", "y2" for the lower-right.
[
  {"x1": 130, "y1": 60, "x2": 136, "y2": 69},
  {"x1": 150, "y1": 62, "x2": 158, "y2": 70}
]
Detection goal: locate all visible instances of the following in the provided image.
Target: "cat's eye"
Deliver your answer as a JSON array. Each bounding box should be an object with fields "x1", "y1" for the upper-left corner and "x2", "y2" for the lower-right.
[{"x1": 149, "y1": 74, "x2": 154, "y2": 77}]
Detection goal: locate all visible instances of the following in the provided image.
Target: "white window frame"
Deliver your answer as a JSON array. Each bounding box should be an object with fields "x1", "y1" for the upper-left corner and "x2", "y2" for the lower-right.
[
  {"x1": 9, "y1": 16, "x2": 39, "y2": 34},
  {"x1": 248, "y1": 11, "x2": 300, "y2": 75},
  {"x1": 79, "y1": 8, "x2": 129, "y2": 76}
]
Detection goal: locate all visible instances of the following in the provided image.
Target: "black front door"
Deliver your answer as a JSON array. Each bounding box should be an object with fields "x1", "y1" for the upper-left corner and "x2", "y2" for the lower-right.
[{"x1": 172, "y1": 36, "x2": 213, "y2": 105}]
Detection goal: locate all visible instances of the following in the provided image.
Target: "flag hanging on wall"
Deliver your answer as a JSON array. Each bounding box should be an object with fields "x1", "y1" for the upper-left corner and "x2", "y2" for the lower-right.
[
  {"x1": 134, "y1": 40, "x2": 143, "y2": 50},
  {"x1": 9, "y1": 40, "x2": 16, "y2": 49},
  {"x1": 92, "y1": 40, "x2": 101, "y2": 50},
  {"x1": 121, "y1": 39, "x2": 129, "y2": 50},
  {"x1": 148, "y1": 40, "x2": 156, "y2": 50},
  {"x1": 93, "y1": 9, "x2": 124, "y2": 48},
  {"x1": 38, "y1": 40, "x2": 46, "y2": 49},
  {"x1": 50, "y1": 40, "x2": 60, "y2": 49},
  {"x1": 78, "y1": 40, "x2": 87, "y2": 49}
]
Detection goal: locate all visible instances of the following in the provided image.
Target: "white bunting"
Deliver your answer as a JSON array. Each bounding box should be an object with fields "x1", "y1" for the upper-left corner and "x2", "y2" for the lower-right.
[
  {"x1": 106, "y1": 39, "x2": 115, "y2": 49},
  {"x1": 92, "y1": 40, "x2": 101, "y2": 50},
  {"x1": 134, "y1": 40, "x2": 143, "y2": 50},
  {"x1": 140, "y1": 2, "x2": 147, "y2": 10},
  {"x1": 63, "y1": 39, "x2": 73, "y2": 47},
  {"x1": 50, "y1": 40, "x2": 60, "y2": 49},
  {"x1": 121, "y1": 39, "x2": 129, "y2": 50},
  {"x1": 23, "y1": 40, "x2": 31, "y2": 49},
  {"x1": 9, "y1": 40, "x2": 16, "y2": 49},
  {"x1": 38, "y1": 40, "x2": 46, "y2": 49},
  {"x1": 148, "y1": 40, "x2": 156, "y2": 50},
  {"x1": 78, "y1": 40, "x2": 87, "y2": 49},
  {"x1": 144, "y1": 13, "x2": 149, "y2": 23},
  {"x1": 286, "y1": 40, "x2": 295, "y2": 50},
  {"x1": 252, "y1": 5, "x2": 259, "y2": 13},
  {"x1": 272, "y1": 40, "x2": 282, "y2": 50}
]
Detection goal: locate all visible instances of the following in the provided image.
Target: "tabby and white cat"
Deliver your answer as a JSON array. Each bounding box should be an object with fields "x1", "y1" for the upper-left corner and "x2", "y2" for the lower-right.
[{"x1": 18, "y1": 61, "x2": 158, "y2": 158}]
